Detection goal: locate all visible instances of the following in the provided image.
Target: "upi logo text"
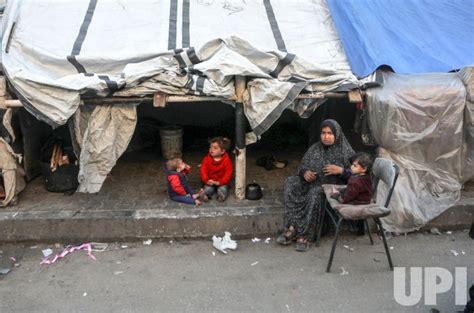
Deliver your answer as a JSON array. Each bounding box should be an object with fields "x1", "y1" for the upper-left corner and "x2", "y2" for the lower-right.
[{"x1": 393, "y1": 267, "x2": 467, "y2": 306}]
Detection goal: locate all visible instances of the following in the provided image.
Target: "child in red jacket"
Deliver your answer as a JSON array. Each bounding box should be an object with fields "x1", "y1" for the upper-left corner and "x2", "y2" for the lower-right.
[
  {"x1": 165, "y1": 158, "x2": 204, "y2": 206},
  {"x1": 200, "y1": 137, "x2": 233, "y2": 202}
]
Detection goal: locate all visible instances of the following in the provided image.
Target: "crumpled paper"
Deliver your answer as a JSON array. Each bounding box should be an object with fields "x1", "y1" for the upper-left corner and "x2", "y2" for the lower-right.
[{"x1": 212, "y1": 232, "x2": 237, "y2": 254}]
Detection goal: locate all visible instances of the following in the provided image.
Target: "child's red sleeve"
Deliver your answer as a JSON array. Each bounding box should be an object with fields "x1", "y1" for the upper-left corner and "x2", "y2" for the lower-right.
[
  {"x1": 200, "y1": 157, "x2": 209, "y2": 184},
  {"x1": 218, "y1": 157, "x2": 233, "y2": 186},
  {"x1": 341, "y1": 182, "x2": 359, "y2": 204},
  {"x1": 168, "y1": 175, "x2": 187, "y2": 195}
]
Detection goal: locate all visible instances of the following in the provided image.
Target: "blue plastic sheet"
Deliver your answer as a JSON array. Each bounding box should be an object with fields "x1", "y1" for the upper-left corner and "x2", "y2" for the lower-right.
[{"x1": 327, "y1": 0, "x2": 474, "y2": 77}]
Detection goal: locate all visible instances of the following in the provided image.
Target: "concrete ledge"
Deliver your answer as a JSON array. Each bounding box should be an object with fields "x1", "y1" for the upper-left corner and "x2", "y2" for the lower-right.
[
  {"x1": 0, "y1": 205, "x2": 285, "y2": 243},
  {"x1": 1, "y1": 194, "x2": 472, "y2": 243},
  {"x1": 424, "y1": 201, "x2": 474, "y2": 231}
]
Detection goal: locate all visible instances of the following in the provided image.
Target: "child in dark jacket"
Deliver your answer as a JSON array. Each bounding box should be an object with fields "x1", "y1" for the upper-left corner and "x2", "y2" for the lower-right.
[
  {"x1": 332, "y1": 152, "x2": 373, "y2": 204},
  {"x1": 165, "y1": 158, "x2": 204, "y2": 206},
  {"x1": 200, "y1": 137, "x2": 233, "y2": 202}
]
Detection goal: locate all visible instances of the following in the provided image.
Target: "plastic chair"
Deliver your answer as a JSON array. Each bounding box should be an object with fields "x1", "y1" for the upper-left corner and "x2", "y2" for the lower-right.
[{"x1": 320, "y1": 158, "x2": 399, "y2": 272}]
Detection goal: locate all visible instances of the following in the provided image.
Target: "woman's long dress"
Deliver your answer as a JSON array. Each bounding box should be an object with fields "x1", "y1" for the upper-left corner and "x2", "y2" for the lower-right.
[{"x1": 283, "y1": 124, "x2": 354, "y2": 240}]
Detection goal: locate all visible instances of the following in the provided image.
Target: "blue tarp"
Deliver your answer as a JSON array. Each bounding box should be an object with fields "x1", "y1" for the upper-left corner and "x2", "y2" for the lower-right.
[{"x1": 327, "y1": 0, "x2": 474, "y2": 77}]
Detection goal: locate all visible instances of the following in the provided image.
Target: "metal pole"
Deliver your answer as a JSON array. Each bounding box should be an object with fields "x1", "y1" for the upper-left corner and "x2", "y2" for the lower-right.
[{"x1": 234, "y1": 76, "x2": 246, "y2": 200}]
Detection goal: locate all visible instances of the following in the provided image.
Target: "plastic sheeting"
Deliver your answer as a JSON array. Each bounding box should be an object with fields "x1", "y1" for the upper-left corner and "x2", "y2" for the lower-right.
[
  {"x1": 327, "y1": 0, "x2": 474, "y2": 77},
  {"x1": 366, "y1": 71, "x2": 469, "y2": 232},
  {"x1": 457, "y1": 67, "x2": 474, "y2": 183}
]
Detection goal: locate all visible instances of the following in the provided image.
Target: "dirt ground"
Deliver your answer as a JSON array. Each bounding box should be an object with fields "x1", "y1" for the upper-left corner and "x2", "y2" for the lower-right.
[{"x1": 5, "y1": 146, "x2": 305, "y2": 213}]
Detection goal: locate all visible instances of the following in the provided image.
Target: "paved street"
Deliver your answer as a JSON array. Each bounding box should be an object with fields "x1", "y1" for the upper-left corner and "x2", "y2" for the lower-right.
[{"x1": 0, "y1": 231, "x2": 472, "y2": 313}]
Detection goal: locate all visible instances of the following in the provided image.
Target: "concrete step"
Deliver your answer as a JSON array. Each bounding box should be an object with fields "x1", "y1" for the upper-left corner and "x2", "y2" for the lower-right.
[
  {"x1": 1, "y1": 201, "x2": 472, "y2": 243},
  {"x1": 0, "y1": 204, "x2": 285, "y2": 243}
]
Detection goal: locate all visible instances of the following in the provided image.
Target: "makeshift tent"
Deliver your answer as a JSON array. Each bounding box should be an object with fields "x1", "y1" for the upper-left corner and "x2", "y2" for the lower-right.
[
  {"x1": 327, "y1": 0, "x2": 474, "y2": 77},
  {"x1": 0, "y1": 1, "x2": 472, "y2": 233},
  {"x1": 1, "y1": 0, "x2": 358, "y2": 192}
]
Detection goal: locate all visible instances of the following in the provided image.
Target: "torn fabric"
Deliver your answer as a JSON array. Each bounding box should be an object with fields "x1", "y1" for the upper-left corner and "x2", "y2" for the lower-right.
[
  {"x1": 0, "y1": 138, "x2": 24, "y2": 206},
  {"x1": 77, "y1": 104, "x2": 137, "y2": 193}
]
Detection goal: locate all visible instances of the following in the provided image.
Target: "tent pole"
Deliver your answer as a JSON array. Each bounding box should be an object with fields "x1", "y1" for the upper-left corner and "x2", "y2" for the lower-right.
[{"x1": 234, "y1": 76, "x2": 246, "y2": 200}]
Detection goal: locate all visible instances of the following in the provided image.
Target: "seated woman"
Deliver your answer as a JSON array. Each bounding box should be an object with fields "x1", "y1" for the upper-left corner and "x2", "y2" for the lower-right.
[{"x1": 276, "y1": 119, "x2": 354, "y2": 251}]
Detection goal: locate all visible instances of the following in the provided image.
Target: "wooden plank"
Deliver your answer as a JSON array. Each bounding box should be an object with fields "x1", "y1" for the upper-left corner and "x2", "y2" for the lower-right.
[
  {"x1": 348, "y1": 90, "x2": 363, "y2": 103},
  {"x1": 234, "y1": 76, "x2": 246, "y2": 200}
]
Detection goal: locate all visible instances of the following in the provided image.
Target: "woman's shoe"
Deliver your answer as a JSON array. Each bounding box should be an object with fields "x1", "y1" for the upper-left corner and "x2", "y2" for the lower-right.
[
  {"x1": 294, "y1": 238, "x2": 310, "y2": 252},
  {"x1": 276, "y1": 229, "x2": 296, "y2": 245}
]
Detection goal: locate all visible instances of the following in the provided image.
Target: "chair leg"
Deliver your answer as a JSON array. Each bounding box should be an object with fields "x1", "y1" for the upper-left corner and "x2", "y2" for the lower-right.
[
  {"x1": 375, "y1": 218, "x2": 394, "y2": 270},
  {"x1": 326, "y1": 218, "x2": 343, "y2": 273},
  {"x1": 365, "y1": 220, "x2": 374, "y2": 245}
]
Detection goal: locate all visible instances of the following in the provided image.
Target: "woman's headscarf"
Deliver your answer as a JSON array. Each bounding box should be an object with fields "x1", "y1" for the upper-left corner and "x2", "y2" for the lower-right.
[{"x1": 298, "y1": 119, "x2": 355, "y2": 184}]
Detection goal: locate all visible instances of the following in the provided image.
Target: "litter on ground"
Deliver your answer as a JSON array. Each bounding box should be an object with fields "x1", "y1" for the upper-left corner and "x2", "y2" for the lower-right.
[
  {"x1": 450, "y1": 250, "x2": 459, "y2": 256},
  {"x1": 143, "y1": 239, "x2": 152, "y2": 246},
  {"x1": 340, "y1": 267, "x2": 349, "y2": 275},
  {"x1": 343, "y1": 245, "x2": 355, "y2": 252},
  {"x1": 0, "y1": 268, "x2": 11, "y2": 275},
  {"x1": 42, "y1": 249, "x2": 53, "y2": 258},
  {"x1": 90, "y1": 242, "x2": 109, "y2": 252},
  {"x1": 212, "y1": 232, "x2": 237, "y2": 254},
  {"x1": 41, "y1": 243, "x2": 96, "y2": 265},
  {"x1": 251, "y1": 238, "x2": 261, "y2": 243},
  {"x1": 251, "y1": 261, "x2": 259, "y2": 266}
]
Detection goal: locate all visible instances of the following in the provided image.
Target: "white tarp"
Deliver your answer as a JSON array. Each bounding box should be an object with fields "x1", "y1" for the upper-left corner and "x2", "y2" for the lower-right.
[
  {"x1": 366, "y1": 71, "x2": 469, "y2": 233},
  {"x1": 1, "y1": 0, "x2": 358, "y2": 193},
  {"x1": 1, "y1": 0, "x2": 357, "y2": 130}
]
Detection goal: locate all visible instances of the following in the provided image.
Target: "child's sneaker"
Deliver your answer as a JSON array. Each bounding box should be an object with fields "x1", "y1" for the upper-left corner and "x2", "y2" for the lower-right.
[
  {"x1": 217, "y1": 189, "x2": 226, "y2": 202},
  {"x1": 198, "y1": 189, "x2": 209, "y2": 202}
]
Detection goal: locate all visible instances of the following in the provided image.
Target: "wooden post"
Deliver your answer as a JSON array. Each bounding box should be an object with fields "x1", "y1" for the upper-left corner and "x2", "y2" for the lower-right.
[{"x1": 234, "y1": 76, "x2": 246, "y2": 200}]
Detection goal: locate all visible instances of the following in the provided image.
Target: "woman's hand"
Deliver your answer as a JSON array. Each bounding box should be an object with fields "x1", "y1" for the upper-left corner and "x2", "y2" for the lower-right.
[
  {"x1": 303, "y1": 170, "x2": 317, "y2": 183},
  {"x1": 323, "y1": 164, "x2": 343, "y2": 176}
]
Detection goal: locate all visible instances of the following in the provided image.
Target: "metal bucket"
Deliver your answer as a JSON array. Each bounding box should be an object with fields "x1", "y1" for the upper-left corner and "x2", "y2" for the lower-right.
[{"x1": 159, "y1": 126, "x2": 183, "y2": 159}]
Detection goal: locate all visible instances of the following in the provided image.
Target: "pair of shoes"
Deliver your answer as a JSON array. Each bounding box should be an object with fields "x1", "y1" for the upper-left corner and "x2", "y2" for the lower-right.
[
  {"x1": 276, "y1": 229, "x2": 296, "y2": 245},
  {"x1": 294, "y1": 238, "x2": 310, "y2": 252},
  {"x1": 256, "y1": 155, "x2": 288, "y2": 171}
]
